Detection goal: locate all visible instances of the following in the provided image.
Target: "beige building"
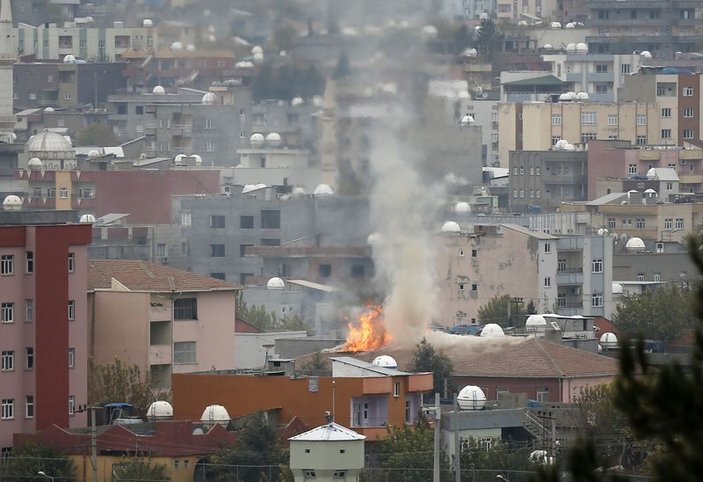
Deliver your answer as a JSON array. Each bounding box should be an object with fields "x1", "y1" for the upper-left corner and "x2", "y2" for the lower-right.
[
  {"x1": 434, "y1": 224, "x2": 558, "y2": 326},
  {"x1": 88, "y1": 260, "x2": 240, "y2": 389},
  {"x1": 498, "y1": 101, "x2": 661, "y2": 167}
]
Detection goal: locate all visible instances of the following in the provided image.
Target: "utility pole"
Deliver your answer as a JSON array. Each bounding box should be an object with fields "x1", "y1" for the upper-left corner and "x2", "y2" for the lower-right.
[
  {"x1": 454, "y1": 395, "x2": 461, "y2": 482},
  {"x1": 91, "y1": 406, "x2": 98, "y2": 482},
  {"x1": 433, "y1": 393, "x2": 440, "y2": 482}
]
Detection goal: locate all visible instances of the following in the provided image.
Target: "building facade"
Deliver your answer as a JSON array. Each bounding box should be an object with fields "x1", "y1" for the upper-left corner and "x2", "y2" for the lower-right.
[{"x1": 0, "y1": 213, "x2": 91, "y2": 450}]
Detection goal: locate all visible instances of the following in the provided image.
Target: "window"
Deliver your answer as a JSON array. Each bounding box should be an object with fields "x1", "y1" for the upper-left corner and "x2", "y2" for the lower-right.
[
  {"x1": 261, "y1": 210, "x2": 280, "y2": 229},
  {"x1": 636, "y1": 135, "x2": 647, "y2": 145},
  {"x1": 551, "y1": 136, "x2": 561, "y2": 146},
  {"x1": 351, "y1": 264, "x2": 365, "y2": 278},
  {"x1": 621, "y1": 64, "x2": 631, "y2": 74},
  {"x1": 557, "y1": 259, "x2": 566, "y2": 272},
  {"x1": 471, "y1": 249, "x2": 477, "y2": 258},
  {"x1": 405, "y1": 400, "x2": 412, "y2": 424},
  {"x1": 59, "y1": 187, "x2": 68, "y2": 199},
  {"x1": 607, "y1": 114, "x2": 618, "y2": 126},
  {"x1": 592, "y1": 258, "x2": 603, "y2": 273},
  {"x1": 261, "y1": 238, "x2": 280, "y2": 246},
  {"x1": 635, "y1": 218, "x2": 645, "y2": 229},
  {"x1": 661, "y1": 129, "x2": 672, "y2": 139},
  {"x1": 676, "y1": 218, "x2": 684, "y2": 230},
  {"x1": 665, "y1": 218, "x2": 673, "y2": 230},
  {"x1": 210, "y1": 272, "x2": 226, "y2": 281},
  {"x1": 544, "y1": 277, "x2": 551, "y2": 287},
  {"x1": 592, "y1": 292, "x2": 603, "y2": 307},
  {"x1": 519, "y1": 190, "x2": 524, "y2": 198},
  {"x1": 607, "y1": 218, "x2": 616, "y2": 229},
  {"x1": 319, "y1": 264, "x2": 331, "y2": 278},
  {"x1": 393, "y1": 382, "x2": 400, "y2": 397},
  {"x1": 25, "y1": 396, "x2": 33, "y2": 418},
  {"x1": 209, "y1": 244, "x2": 225, "y2": 257},
  {"x1": 661, "y1": 108, "x2": 672, "y2": 118},
  {"x1": 333, "y1": 471, "x2": 347, "y2": 479},
  {"x1": 636, "y1": 115, "x2": 647, "y2": 126},
  {"x1": 174, "y1": 341, "x2": 196, "y2": 364},
  {"x1": 536, "y1": 167, "x2": 541, "y2": 175},
  {"x1": 33, "y1": 187, "x2": 41, "y2": 197},
  {"x1": 68, "y1": 300, "x2": 76, "y2": 320},
  {"x1": 240, "y1": 215, "x2": 254, "y2": 229},
  {"x1": 303, "y1": 471, "x2": 316, "y2": 479},
  {"x1": 181, "y1": 210, "x2": 192, "y2": 226},
  {"x1": 174, "y1": 298, "x2": 197, "y2": 320},
  {"x1": 204, "y1": 118, "x2": 213, "y2": 129},
  {"x1": 1, "y1": 255, "x2": 14, "y2": 275},
  {"x1": 544, "y1": 243, "x2": 551, "y2": 253},
  {"x1": 683, "y1": 129, "x2": 694, "y2": 139},
  {"x1": 637, "y1": 272, "x2": 645, "y2": 282},
  {"x1": 683, "y1": 87, "x2": 694, "y2": 97},
  {"x1": 683, "y1": 107, "x2": 694, "y2": 118},
  {"x1": 581, "y1": 133, "x2": 597, "y2": 143},
  {"x1": 581, "y1": 111, "x2": 597, "y2": 125},
  {"x1": 558, "y1": 293, "x2": 566, "y2": 307},
  {"x1": 205, "y1": 141, "x2": 215, "y2": 152},
  {"x1": 156, "y1": 243, "x2": 166, "y2": 258},
  {"x1": 25, "y1": 299, "x2": 33, "y2": 322},
  {"x1": 654, "y1": 272, "x2": 661, "y2": 282},
  {"x1": 25, "y1": 348, "x2": 33, "y2": 370},
  {"x1": 1, "y1": 303, "x2": 14, "y2": 323},
  {"x1": 595, "y1": 64, "x2": 608, "y2": 73},
  {"x1": 68, "y1": 347, "x2": 75, "y2": 368},
  {"x1": 2, "y1": 399, "x2": 14, "y2": 420},
  {"x1": 471, "y1": 283, "x2": 478, "y2": 292},
  {"x1": 238, "y1": 243, "x2": 254, "y2": 258},
  {"x1": 536, "y1": 389, "x2": 549, "y2": 403},
  {"x1": 513, "y1": 190, "x2": 518, "y2": 198},
  {"x1": 67, "y1": 252, "x2": 75, "y2": 273},
  {"x1": 25, "y1": 252, "x2": 33, "y2": 274},
  {"x1": 68, "y1": 395, "x2": 75, "y2": 415},
  {"x1": 551, "y1": 114, "x2": 561, "y2": 126},
  {"x1": 210, "y1": 215, "x2": 225, "y2": 228},
  {"x1": 1, "y1": 351, "x2": 14, "y2": 371}
]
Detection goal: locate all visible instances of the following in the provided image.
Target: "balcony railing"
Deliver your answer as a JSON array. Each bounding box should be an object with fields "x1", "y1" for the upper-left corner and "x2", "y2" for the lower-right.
[{"x1": 149, "y1": 344, "x2": 172, "y2": 365}]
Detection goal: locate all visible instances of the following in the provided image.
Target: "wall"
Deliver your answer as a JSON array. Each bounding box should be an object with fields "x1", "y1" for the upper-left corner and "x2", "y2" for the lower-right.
[{"x1": 71, "y1": 454, "x2": 197, "y2": 482}]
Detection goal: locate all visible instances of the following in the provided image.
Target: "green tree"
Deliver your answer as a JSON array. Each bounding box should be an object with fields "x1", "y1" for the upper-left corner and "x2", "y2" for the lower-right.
[
  {"x1": 237, "y1": 292, "x2": 314, "y2": 334},
  {"x1": 473, "y1": 18, "x2": 502, "y2": 60},
  {"x1": 300, "y1": 351, "x2": 328, "y2": 376},
  {"x1": 0, "y1": 441, "x2": 76, "y2": 482},
  {"x1": 460, "y1": 438, "x2": 532, "y2": 481},
  {"x1": 88, "y1": 359, "x2": 168, "y2": 417},
  {"x1": 477, "y1": 294, "x2": 525, "y2": 327},
  {"x1": 612, "y1": 284, "x2": 695, "y2": 341},
  {"x1": 536, "y1": 233, "x2": 703, "y2": 481},
  {"x1": 411, "y1": 338, "x2": 455, "y2": 400},
  {"x1": 112, "y1": 458, "x2": 168, "y2": 481},
  {"x1": 374, "y1": 413, "x2": 451, "y2": 482},
  {"x1": 209, "y1": 415, "x2": 287, "y2": 482},
  {"x1": 75, "y1": 123, "x2": 119, "y2": 146}
]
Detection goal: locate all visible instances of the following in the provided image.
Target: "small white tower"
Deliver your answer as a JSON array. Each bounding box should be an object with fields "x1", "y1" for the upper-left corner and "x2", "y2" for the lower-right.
[{"x1": 0, "y1": 0, "x2": 17, "y2": 143}]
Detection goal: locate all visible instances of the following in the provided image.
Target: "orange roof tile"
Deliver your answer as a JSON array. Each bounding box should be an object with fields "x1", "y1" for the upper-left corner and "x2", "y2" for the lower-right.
[{"x1": 88, "y1": 259, "x2": 240, "y2": 293}]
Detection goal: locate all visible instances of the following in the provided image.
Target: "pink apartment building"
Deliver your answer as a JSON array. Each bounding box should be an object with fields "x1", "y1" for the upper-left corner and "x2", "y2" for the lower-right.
[
  {"x1": 87, "y1": 260, "x2": 241, "y2": 389},
  {"x1": 0, "y1": 218, "x2": 91, "y2": 453}
]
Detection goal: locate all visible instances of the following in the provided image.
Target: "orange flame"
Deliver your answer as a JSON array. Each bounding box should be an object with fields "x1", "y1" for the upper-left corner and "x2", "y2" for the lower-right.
[{"x1": 342, "y1": 304, "x2": 391, "y2": 352}]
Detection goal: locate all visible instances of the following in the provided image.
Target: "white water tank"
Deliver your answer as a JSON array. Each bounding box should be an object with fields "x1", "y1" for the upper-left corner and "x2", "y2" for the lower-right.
[{"x1": 457, "y1": 385, "x2": 486, "y2": 410}]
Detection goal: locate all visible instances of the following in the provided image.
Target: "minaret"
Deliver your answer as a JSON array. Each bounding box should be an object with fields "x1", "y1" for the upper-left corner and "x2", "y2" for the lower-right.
[{"x1": 0, "y1": 0, "x2": 16, "y2": 143}]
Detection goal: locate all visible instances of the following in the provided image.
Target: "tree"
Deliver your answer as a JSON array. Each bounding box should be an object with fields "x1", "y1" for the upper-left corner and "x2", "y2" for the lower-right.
[
  {"x1": 0, "y1": 441, "x2": 76, "y2": 482},
  {"x1": 88, "y1": 359, "x2": 168, "y2": 417},
  {"x1": 536, "y1": 233, "x2": 703, "y2": 481},
  {"x1": 112, "y1": 458, "x2": 168, "y2": 481},
  {"x1": 236, "y1": 292, "x2": 314, "y2": 334},
  {"x1": 332, "y1": 51, "x2": 351, "y2": 80},
  {"x1": 300, "y1": 351, "x2": 327, "y2": 376},
  {"x1": 477, "y1": 294, "x2": 525, "y2": 327},
  {"x1": 374, "y1": 413, "x2": 452, "y2": 482},
  {"x1": 411, "y1": 338, "x2": 455, "y2": 400},
  {"x1": 209, "y1": 415, "x2": 287, "y2": 482},
  {"x1": 472, "y1": 18, "x2": 502, "y2": 60},
  {"x1": 75, "y1": 123, "x2": 119, "y2": 146},
  {"x1": 460, "y1": 438, "x2": 532, "y2": 481},
  {"x1": 612, "y1": 284, "x2": 696, "y2": 341}
]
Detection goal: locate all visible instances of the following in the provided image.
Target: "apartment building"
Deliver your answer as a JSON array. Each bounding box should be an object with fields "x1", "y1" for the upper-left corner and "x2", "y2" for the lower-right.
[
  {"x1": 509, "y1": 149, "x2": 588, "y2": 212},
  {"x1": 541, "y1": 52, "x2": 642, "y2": 102},
  {"x1": 498, "y1": 101, "x2": 661, "y2": 167},
  {"x1": 619, "y1": 71, "x2": 701, "y2": 147},
  {"x1": 17, "y1": 19, "x2": 157, "y2": 62},
  {"x1": 585, "y1": 0, "x2": 703, "y2": 56},
  {"x1": 88, "y1": 260, "x2": 241, "y2": 389},
  {"x1": 496, "y1": 0, "x2": 558, "y2": 20},
  {"x1": 0, "y1": 209, "x2": 91, "y2": 451}
]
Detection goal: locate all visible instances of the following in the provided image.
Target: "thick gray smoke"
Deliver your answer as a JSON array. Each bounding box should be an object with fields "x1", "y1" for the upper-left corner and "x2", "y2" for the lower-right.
[{"x1": 369, "y1": 118, "x2": 445, "y2": 347}]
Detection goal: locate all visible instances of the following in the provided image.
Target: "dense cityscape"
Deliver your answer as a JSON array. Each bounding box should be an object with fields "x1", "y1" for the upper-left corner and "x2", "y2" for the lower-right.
[{"x1": 1, "y1": 0, "x2": 702, "y2": 480}]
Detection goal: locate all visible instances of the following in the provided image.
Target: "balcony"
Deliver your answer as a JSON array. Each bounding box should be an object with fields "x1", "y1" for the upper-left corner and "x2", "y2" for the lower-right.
[
  {"x1": 149, "y1": 344, "x2": 172, "y2": 365},
  {"x1": 150, "y1": 303, "x2": 172, "y2": 322},
  {"x1": 557, "y1": 269, "x2": 584, "y2": 285},
  {"x1": 586, "y1": 72, "x2": 613, "y2": 83}
]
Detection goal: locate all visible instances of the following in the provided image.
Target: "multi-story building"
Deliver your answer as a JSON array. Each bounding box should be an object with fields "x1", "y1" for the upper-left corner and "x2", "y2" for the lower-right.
[
  {"x1": 107, "y1": 85, "x2": 252, "y2": 166},
  {"x1": 618, "y1": 71, "x2": 701, "y2": 146},
  {"x1": 498, "y1": 101, "x2": 661, "y2": 167},
  {"x1": 613, "y1": 251, "x2": 698, "y2": 289},
  {"x1": 13, "y1": 62, "x2": 127, "y2": 110},
  {"x1": 17, "y1": 19, "x2": 157, "y2": 62},
  {"x1": 496, "y1": 0, "x2": 559, "y2": 19},
  {"x1": 440, "y1": 0, "x2": 496, "y2": 19},
  {"x1": 0, "y1": 208, "x2": 91, "y2": 451},
  {"x1": 585, "y1": 0, "x2": 703, "y2": 57},
  {"x1": 541, "y1": 52, "x2": 642, "y2": 102},
  {"x1": 88, "y1": 259, "x2": 241, "y2": 389},
  {"x1": 509, "y1": 149, "x2": 588, "y2": 212},
  {"x1": 170, "y1": 188, "x2": 372, "y2": 287}
]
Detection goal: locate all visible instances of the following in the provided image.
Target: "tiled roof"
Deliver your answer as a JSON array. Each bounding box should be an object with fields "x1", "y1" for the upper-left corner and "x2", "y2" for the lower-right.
[
  {"x1": 89, "y1": 260, "x2": 240, "y2": 292},
  {"x1": 289, "y1": 422, "x2": 365, "y2": 441},
  {"x1": 306, "y1": 336, "x2": 618, "y2": 379}
]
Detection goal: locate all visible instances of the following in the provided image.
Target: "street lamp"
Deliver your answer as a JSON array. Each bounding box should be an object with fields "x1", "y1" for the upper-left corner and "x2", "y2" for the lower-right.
[
  {"x1": 496, "y1": 475, "x2": 509, "y2": 482},
  {"x1": 37, "y1": 471, "x2": 54, "y2": 482}
]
